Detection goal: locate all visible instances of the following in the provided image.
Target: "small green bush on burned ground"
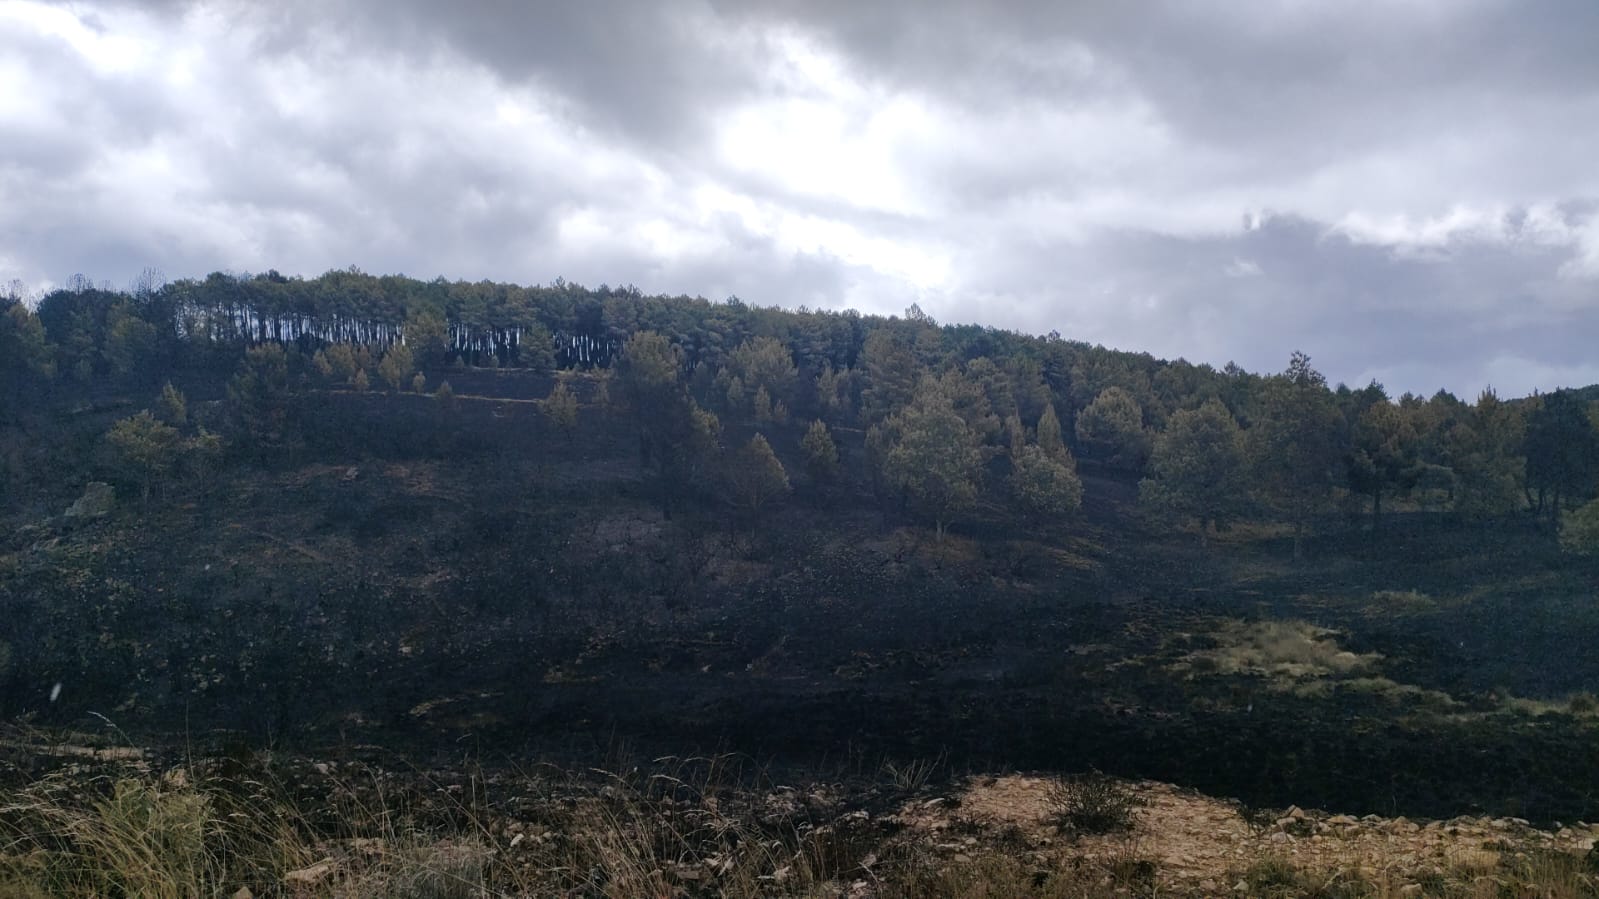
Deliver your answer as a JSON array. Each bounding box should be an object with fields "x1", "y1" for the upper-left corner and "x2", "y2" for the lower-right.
[{"x1": 1042, "y1": 772, "x2": 1145, "y2": 836}]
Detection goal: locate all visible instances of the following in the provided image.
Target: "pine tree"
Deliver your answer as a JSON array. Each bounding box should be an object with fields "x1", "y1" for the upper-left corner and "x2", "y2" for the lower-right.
[
  {"x1": 156, "y1": 382, "x2": 187, "y2": 426},
  {"x1": 1075, "y1": 387, "x2": 1150, "y2": 471},
  {"x1": 544, "y1": 379, "x2": 579, "y2": 442},
  {"x1": 1525, "y1": 389, "x2": 1599, "y2": 525},
  {"x1": 1139, "y1": 399, "x2": 1246, "y2": 544},
  {"x1": 1346, "y1": 401, "x2": 1422, "y2": 534},
  {"x1": 802, "y1": 419, "x2": 839, "y2": 485},
  {"x1": 1037, "y1": 402, "x2": 1068, "y2": 464},
  {"x1": 377, "y1": 344, "x2": 415, "y2": 391},
  {"x1": 1447, "y1": 389, "x2": 1525, "y2": 519},
  {"x1": 107, "y1": 410, "x2": 180, "y2": 505},
  {"x1": 403, "y1": 308, "x2": 450, "y2": 368},
  {"x1": 1010, "y1": 445, "x2": 1083, "y2": 519},
  {"x1": 1005, "y1": 413, "x2": 1027, "y2": 460},
  {"x1": 1248, "y1": 353, "x2": 1343, "y2": 560},
  {"x1": 727, "y1": 433, "x2": 790, "y2": 531},
  {"x1": 882, "y1": 378, "x2": 982, "y2": 539},
  {"x1": 727, "y1": 336, "x2": 797, "y2": 412},
  {"x1": 860, "y1": 330, "x2": 923, "y2": 424}
]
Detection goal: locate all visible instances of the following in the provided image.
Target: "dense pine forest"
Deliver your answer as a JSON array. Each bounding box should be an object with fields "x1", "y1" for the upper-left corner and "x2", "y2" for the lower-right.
[
  {"x1": 5, "y1": 269, "x2": 1599, "y2": 826},
  {"x1": 5, "y1": 268, "x2": 1596, "y2": 544}
]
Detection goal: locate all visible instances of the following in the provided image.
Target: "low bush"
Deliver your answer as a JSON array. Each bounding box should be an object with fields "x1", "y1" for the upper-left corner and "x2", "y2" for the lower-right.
[{"x1": 1042, "y1": 772, "x2": 1143, "y2": 835}]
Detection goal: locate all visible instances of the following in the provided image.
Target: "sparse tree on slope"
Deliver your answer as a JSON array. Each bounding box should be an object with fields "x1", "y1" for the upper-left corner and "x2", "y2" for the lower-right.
[
  {"x1": 226, "y1": 343, "x2": 294, "y2": 456},
  {"x1": 107, "y1": 411, "x2": 180, "y2": 505},
  {"x1": 617, "y1": 330, "x2": 721, "y2": 518},
  {"x1": 727, "y1": 433, "x2": 790, "y2": 532},
  {"x1": 801, "y1": 419, "x2": 839, "y2": 486},
  {"x1": 156, "y1": 382, "x2": 187, "y2": 426},
  {"x1": 881, "y1": 378, "x2": 982, "y2": 539},
  {"x1": 377, "y1": 343, "x2": 415, "y2": 391},
  {"x1": 543, "y1": 379, "x2": 579, "y2": 442},
  {"x1": 1037, "y1": 402, "x2": 1069, "y2": 464}
]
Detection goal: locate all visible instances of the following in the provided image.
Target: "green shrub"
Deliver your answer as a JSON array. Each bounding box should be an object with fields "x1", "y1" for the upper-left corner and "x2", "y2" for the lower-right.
[{"x1": 1042, "y1": 772, "x2": 1142, "y2": 835}]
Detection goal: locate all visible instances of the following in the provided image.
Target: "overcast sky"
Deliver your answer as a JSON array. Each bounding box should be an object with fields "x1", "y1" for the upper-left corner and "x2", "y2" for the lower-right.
[{"x1": 4, "y1": 1, "x2": 1597, "y2": 397}]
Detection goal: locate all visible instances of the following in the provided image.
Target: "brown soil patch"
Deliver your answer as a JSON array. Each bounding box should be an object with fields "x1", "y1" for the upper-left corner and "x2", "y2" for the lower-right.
[{"x1": 898, "y1": 775, "x2": 1599, "y2": 893}]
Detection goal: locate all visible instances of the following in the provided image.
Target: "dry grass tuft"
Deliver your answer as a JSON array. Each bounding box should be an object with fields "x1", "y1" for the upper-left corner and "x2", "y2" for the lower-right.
[{"x1": 1183, "y1": 619, "x2": 1380, "y2": 680}]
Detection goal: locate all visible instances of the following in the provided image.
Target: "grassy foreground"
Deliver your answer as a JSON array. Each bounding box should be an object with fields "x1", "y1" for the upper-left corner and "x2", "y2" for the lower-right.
[{"x1": 2, "y1": 734, "x2": 1597, "y2": 898}]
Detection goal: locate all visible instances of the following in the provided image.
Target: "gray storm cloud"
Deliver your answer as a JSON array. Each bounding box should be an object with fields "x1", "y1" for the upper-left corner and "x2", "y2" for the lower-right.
[{"x1": 3, "y1": 0, "x2": 1597, "y2": 397}]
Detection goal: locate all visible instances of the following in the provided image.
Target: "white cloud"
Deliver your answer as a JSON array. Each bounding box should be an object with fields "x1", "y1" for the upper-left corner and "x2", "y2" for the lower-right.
[
  {"x1": 1225, "y1": 258, "x2": 1262, "y2": 278},
  {"x1": 4, "y1": 0, "x2": 1599, "y2": 397}
]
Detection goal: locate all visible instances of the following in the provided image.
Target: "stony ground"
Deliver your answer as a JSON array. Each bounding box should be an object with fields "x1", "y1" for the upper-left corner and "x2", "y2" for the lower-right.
[
  {"x1": 6, "y1": 730, "x2": 1597, "y2": 897},
  {"x1": 895, "y1": 774, "x2": 1599, "y2": 895}
]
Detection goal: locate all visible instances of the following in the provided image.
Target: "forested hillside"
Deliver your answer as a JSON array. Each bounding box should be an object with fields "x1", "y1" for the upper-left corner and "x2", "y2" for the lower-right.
[
  {"x1": 4, "y1": 269, "x2": 1599, "y2": 824},
  {"x1": 5, "y1": 268, "x2": 1596, "y2": 540}
]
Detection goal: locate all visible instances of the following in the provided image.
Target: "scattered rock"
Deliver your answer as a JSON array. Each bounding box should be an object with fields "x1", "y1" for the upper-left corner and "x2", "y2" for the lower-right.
[
  {"x1": 232, "y1": 888, "x2": 253, "y2": 899},
  {"x1": 283, "y1": 860, "x2": 335, "y2": 887},
  {"x1": 64, "y1": 482, "x2": 115, "y2": 519}
]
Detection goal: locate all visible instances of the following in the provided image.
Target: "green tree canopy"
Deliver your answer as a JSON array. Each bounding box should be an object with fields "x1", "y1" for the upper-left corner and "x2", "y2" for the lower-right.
[
  {"x1": 0, "y1": 301, "x2": 53, "y2": 379},
  {"x1": 801, "y1": 419, "x2": 839, "y2": 485},
  {"x1": 1561, "y1": 497, "x2": 1599, "y2": 555},
  {"x1": 1139, "y1": 398, "x2": 1247, "y2": 543},
  {"x1": 1037, "y1": 401, "x2": 1069, "y2": 465},
  {"x1": 377, "y1": 343, "x2": 415, "y2": 391},
  {"x1": 1010, "y1": 444, "x2": 1083, "y2": 520},
  {"x1": 880, "y1": 378, "x2": 982, "y2": 539},
  {"x1": 725, "y1": 336, "x2": 798, "y2": 410},
  {"x1": 860, "y1": 330, "x2": 923, "y2": 425},
  {"x1": 403, "y1": 307, "x2": 450, "y2": 368},
  {"x1": 1075, "y1": 386, "x2": 1150, "y2": 471},
  {"x1": 104, "y1": 306, "x2": 160, "y2": 380},
  {"x1": 726, "y1": 433, "x2": 790, "y2": 528},
  {"x1": 107, "y1": 410, "x2": 181, "y2": 504},
  {"x1": 1446, "y1": 389, "x2": 1525, "y2": 519},
  {"x1": 226, "y1": 343, "x2": 295, "y2": 455},
  {"x1": 1525, "y1": 389, "x2": 1599, "y2": 522},
  {"x1": 617, "y1": 331, "x2": 682, "y2": 409},
  {"x1": 543, "y1": 379, "x2": 579, "y2": 441},
  {"x1": 156, "y1": 382, "x2": 187, "y2": 426},
  {"x1": 617, "y1": 331, "x2": 720, "y2": 518},
  {"x1": 1248, "y1": 353, "x2": 1344, "y2": 559},
  {"x1": 1345, "y1": 401, "x2": 1422, "y2": 532}
]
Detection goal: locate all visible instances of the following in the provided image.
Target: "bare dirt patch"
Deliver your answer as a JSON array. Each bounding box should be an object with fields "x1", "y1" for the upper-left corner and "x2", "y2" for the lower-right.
[{"x1": 897, "y1": 774, "x2": 1599, "y2": 894}]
